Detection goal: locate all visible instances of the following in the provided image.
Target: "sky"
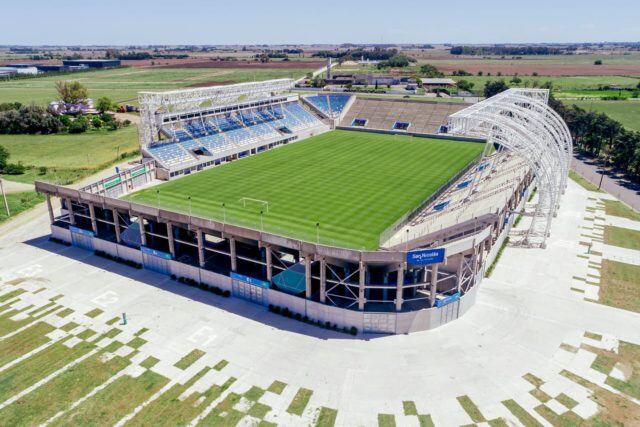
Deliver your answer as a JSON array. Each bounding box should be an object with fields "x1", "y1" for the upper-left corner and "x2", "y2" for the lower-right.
[{"x1": 2, "y1": 0, "x2": 639, "y2": 46}]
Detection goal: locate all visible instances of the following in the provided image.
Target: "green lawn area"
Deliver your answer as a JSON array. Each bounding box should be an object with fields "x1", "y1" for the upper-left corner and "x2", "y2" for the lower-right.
[
  {"x1": 0, "y1": 125, "x2": 139, "y2": 184},
  {"x1": 450, "y1": 75, "x2": 640, "y2": 94},
  {"x1": 568, "y1": 170, "x2": 603, "y2": 192},
  {"x1": 0, "y1": 191, "x2": 45, "y2": 223},
  {"x1": 125, "y1": 130, "x2": 484, "y2": 250},
  {"x1": 599, "y1": 260, "x2": 640, "y2": 313},
  {"x1": 604, "y1": 226, "x2": 640, "y2": 250},
  {"x1": 604, "y1": 200, "x2": 640, "y2": 221},
  {"x1": 0, "y1": 67, "x2": 316, "y2": 106},
  {"x1": 563, "y1": 99, "x2": 640, "y2": 131}
]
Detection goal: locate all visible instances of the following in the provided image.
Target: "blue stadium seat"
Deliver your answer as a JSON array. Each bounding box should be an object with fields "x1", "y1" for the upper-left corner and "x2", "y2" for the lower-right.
[{"x1": 305, "y1": 94, "x2": 352, "y2": 118}]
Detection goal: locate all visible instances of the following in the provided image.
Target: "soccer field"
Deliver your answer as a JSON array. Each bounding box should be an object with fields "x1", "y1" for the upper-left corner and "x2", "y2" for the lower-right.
[{"x1": 126, "y1": 130, "x2": 484, "y2": 249}]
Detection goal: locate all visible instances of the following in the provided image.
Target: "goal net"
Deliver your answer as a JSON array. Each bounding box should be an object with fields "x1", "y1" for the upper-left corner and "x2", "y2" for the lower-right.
[{"x1": 239, "y1": 197, "x2": 269, "y2": 213}]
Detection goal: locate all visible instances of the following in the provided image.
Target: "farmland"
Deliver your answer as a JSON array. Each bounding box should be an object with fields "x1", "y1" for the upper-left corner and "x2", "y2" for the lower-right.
[
  {"x1": 563, "y1": 99, "x2": 640, "y2": 131},
  {"x1": 0, "y1": 66, "x2": 317, "y2": 106}
]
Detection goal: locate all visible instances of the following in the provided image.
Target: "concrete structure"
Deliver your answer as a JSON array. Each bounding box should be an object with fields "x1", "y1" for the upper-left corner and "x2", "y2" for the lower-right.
[{"x1": 34, "y1": 88, "x2": 570, "y2": 334}]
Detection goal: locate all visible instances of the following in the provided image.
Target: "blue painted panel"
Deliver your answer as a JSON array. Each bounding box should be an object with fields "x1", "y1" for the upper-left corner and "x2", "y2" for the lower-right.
[
  {"x1": 141, "y1": 246, "x2": 173, "y2": 260},
  {"x1": 436, "y1": 292, "x2": 460, "y2": 307},
  {"x1": 433, "y1": 201, "x2": 450, "y2": 211},
  {"x1": 406, "y1": 248, "x2": 446, "y2": 265},
  {"x1": 69, "y1": 226, "x2": 94, "y2": 237},
  {"x1": 230, "y1": 272, "x2": 270, "y2": 288},
  {"x1": 457, "y1": 180, "x2": 471, "y2": 189}
]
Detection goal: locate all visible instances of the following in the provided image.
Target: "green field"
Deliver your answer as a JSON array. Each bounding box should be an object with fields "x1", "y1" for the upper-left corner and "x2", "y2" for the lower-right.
[
  {"x1": 563, "y1": 99, "x2": 640, "y2": 131},
  {"x1": 0, "y1": 125, "x2": 139, "y2": 184},
  {"x1": 0, "y1": 67, "x2": 315, "y2": 106},
  {"x1": 450, "y1": 75, "x2": 640, "y2": 93},
  {"x1": 125, "y1": 130, "x2": 484, "y2": 249}
]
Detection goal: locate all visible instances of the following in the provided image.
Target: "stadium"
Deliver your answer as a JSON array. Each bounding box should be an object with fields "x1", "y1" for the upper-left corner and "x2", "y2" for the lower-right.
[{"x1": 35, "y1": 78, "x2": 572, "y2": 334}]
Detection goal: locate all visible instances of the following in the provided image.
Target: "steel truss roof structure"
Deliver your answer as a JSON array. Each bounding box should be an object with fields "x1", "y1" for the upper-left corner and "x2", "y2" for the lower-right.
[
  {"x1": 137, "y1": 78, "x2": 295, "y2": 147},
  {"x1": 448, "y1": 88, "x2": 572, "y2": 248}
]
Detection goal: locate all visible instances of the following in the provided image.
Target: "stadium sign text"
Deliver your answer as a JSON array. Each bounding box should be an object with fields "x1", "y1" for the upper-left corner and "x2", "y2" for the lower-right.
[
  {"x1": 230, "y1": 272, "x2": 270, "y2": 288},
  {"x1": 406, "y1": 248, "x2": 446, "y2": 265},
  {"x1": 435, "y1": 291, "x2": 460, "y2": 307}
]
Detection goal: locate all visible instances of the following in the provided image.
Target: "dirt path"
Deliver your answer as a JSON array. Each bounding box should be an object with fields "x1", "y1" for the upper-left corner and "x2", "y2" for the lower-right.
[{"x1": 0, "y1": 180, "x2": 35, "y2": 194}]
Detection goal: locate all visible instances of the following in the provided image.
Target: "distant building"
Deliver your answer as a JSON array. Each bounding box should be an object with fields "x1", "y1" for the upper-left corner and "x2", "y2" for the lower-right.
[
  {"x1": 48, "y1": 98, "x2": 97, "y2": 115},
  {"x1": 0, "y1": 66, "x2": 38, "y2": 76},
  {"x1": 62, "y1": 59, "x2": 121, "y2": 69},
  {"x1": 0, "y1": 67, "x2": 18, "y2": 78},
  {"x1": 422, "y1": 78, "x2": 457, "y2": 91}
]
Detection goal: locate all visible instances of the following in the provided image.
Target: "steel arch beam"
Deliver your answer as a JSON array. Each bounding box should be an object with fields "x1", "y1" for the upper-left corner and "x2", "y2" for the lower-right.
[{"x1": 447, "y1": 88, "x2": 572, "y2": 248}]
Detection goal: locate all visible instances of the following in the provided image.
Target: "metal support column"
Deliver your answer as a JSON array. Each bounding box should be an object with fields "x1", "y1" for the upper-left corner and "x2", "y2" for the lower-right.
[
  {"x1": 112, "y1": 209, "x2": 121, "y2": 244},
  {"x1": 304, "y1": 254, "x2": 312, "y2": 298},
  {"x1": 46, "y1": 194, "x2": 54, "y2": 224},
  {"x1": 229, "y1": 237, "x2": 237, "y2": 272},
  {"x1": 319, "y1": 258, "x2": 326, "y2": 304},
  {"x1": 88, "y1": 203, "x2": 98, "y2": 235},
  {"x1": 395, "y1": 263, "x2": 404, "y2": 312},
  {"x1": 265, "y1": 245, "x2": 272, "y2": 282},
  {"x1": 138, "y1": 215, "x2": 146, "y2": 246},
  {"x1": 358, "y1": 261, "x2": 366, "y2": 310},
  {"x1": 197, "y1": 229, "x2": 205, "y2": 268},
  {"x1": 166, "y1": 222, "x2": 175, "y2": 258},
  {"x1": 66, "y1": 198, "x2": 75, "y2": 225},
  {"x1": 430, "y1": 263, "x2": 439, "y2": 308}
]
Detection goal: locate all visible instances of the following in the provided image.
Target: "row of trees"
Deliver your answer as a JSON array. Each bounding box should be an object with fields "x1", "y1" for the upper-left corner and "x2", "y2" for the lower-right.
[
  {"x1": 0, "y1": 103, "x2": 129, "y2": 135},
  {"x1": 450, "y1": 46, "x2": 567, "y2": 56},
  {"x1": 482, "y1": 80, "x2": 640, "y2": 179}
]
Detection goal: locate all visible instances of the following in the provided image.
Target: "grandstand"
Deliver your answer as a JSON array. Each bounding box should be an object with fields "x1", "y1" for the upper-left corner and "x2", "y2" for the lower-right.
[
  {"x1": 340, "y1": 98, "x2": 466, "y2": 134},
  {"x1": 302, "y1": 94, "x2": 353, "y2": 119},
  {"x1": 35, "y1": 85, "x2": 572, "y2": 334},
  {"x1": 139, "y1": 80, "x2": 329, "y2": 176}
]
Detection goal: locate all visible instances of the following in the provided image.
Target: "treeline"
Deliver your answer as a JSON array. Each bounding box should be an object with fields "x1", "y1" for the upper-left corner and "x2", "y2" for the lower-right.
[
  {"x1": 450, "y1": 46, "x2": 567, "y2": 56},
  {"x1": 105, "y1": 50, "x2": 189, "y2": 60},
  {"x1": 312, "y1": 47, "x2": 399, "y2": 61},
  {"x1": 0, "y1": 103, "x2": 130, "y2": 135},
  {"x1": 549, "y1": 96, "x2": 640, "y2": 178},
  {"x1": 482, "y1": 80, "x2": 640, "y2": 179}
]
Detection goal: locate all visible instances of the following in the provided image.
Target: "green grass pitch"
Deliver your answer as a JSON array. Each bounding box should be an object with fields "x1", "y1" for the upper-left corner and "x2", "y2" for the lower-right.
[{"x1": 125, "y1": 130, "x2": 484, "y2": 250}]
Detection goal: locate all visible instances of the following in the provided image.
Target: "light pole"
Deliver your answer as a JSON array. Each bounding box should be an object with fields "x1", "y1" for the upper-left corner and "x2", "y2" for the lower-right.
[
  {"x1": 156, "y1": 190, "x2": 160, "y2": 208},
  {"x1": 188, "y1": 196, "x2": 192, "y2": 217},
  {"x1": 260, "y1": 210, "x2": 264, "y2": 232},
  {"x1": 598, "y1": 164, "x2": 605, "y2": 190},
  {"x1": 316, "y1": 222, "x2": 320, "y2": 244},
  {"x1": 222, "y1": 202, "x2": 226, "y2": 224}
]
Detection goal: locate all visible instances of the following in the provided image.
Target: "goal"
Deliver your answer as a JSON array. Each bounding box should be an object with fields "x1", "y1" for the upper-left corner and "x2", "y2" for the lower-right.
[{"x1": 239, "y1": 197, "x2": 270, "y2": 213}]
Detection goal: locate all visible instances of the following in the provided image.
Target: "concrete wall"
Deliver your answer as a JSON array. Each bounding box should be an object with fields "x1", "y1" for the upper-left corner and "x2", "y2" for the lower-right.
[
  {"x1": 51, "y1": 225, "x2": 71, "y2": 242},
  {"x1": 48, "y1": 224, "x2": 482, "y2": 335},
  {"x1": 200, "y1": 269, "x2": 232, "y2": 291}
]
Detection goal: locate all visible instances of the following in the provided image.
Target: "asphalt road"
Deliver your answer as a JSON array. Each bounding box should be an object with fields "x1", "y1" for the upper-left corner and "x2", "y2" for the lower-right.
[{"x1": 572, "y1": 153, "x2": 640, "y2": 212}]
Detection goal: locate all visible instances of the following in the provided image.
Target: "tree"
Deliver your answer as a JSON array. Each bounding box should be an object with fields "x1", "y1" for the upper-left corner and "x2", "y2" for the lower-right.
[
  {"x1": 96, "y1": 97, "x2": 114, "y2": 113},
  {"x1": 510, "y1": 76, "x2": 522, "y2": 85},
  {"x1": 0, "y1": 145, "x2": 8, "y2": 172},
  {"x1": 55, "y1": 81, "x2": 88, "y2": 104},
  {"x1": 456, "y1": 80, "x2": 475, "y2": 92},
  {"x1": 419, "y1": 64, "x2": 444, "y2": 78},
  {"x1": 594, "y1": 59, "x2": 603, "y2": 65},
  {"x1": 484, "y1": 80, "x2": 509, "y2": 98}
]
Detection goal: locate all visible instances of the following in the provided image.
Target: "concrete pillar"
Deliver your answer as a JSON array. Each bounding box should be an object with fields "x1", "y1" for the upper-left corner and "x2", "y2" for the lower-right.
[
  {"x1": 66, "y1": 198, "x2": 75, "y2": 225},
  {"x1": 138, "y1": 215, "x2": 146, "y2": 246},
  {"x1": 265, "y1": 245, "x2": 272, "y2": 282},
  {"x1": 46, "y1": 194, "x2": 55, "y2": 224},
  {"x1": 197, "y1": 229, "x2": 205, "y2": 268},
  {"x1": 395, "y1": 263, "x2": 404, "y2": 312},
  {"x1": 304, "y1": 254, "x2": 312, "y2": 298},
  {"x1": 319, "y1": 258, "x2": 326, "y2": 304},
  {"x1": 88, "y1": 203, "x2": 98, "y2": 235},
  {"x1": 166, "y1": 222, "x2": 175, "y2": 258},
  {"x1": 430, "y1": 263, "x2": 439, "y2": 308},
  {"x1": 112, "y1": 209, "x2": 121, "y2": 244},
  {"x1": 358, "y1": 261, "x2": 366, "y2": 310},
  {"x1": 229, "y1": 237, "x2": 237, "y2": 272}
]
